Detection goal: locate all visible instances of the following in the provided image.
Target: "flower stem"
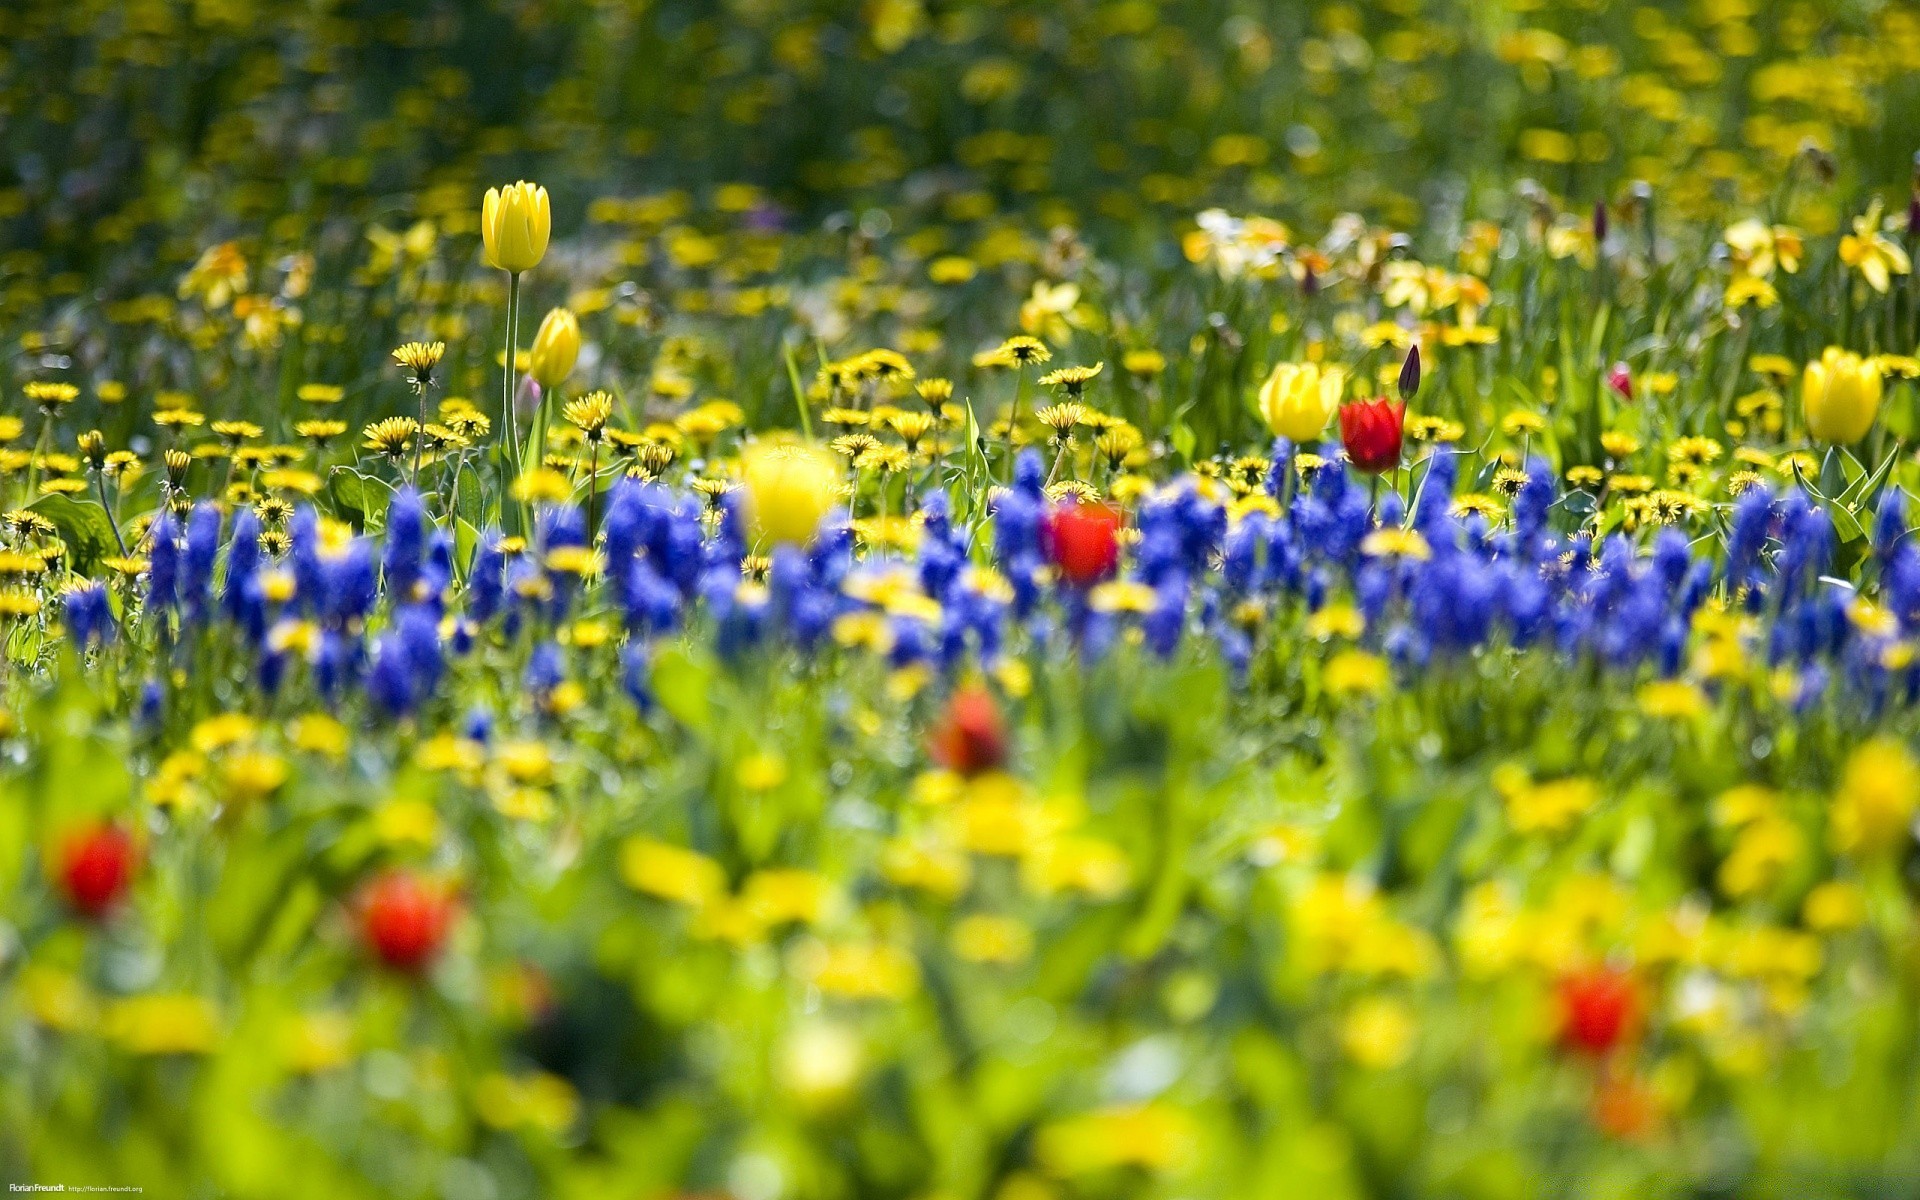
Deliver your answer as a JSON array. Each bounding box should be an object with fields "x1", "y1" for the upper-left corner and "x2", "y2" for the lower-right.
[
  {"x1": 1007, "y1": 367, "x2": 1028, "y2": 482},
  {"x1": 501, "y1": 270, "x2": 522, "y2": 523},
  {"x1": 96, "y1": 472, "x2": 127, "y2": 555}
]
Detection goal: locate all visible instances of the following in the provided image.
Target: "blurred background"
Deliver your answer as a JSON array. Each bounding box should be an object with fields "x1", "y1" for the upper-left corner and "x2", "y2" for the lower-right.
[{"x1": 10, "y1": 0, "x2": 1920, "y2": 282}]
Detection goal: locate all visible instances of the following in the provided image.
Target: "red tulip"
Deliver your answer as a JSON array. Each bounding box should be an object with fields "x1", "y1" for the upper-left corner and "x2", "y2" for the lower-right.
[
  {"x1": 1337, "y1": 398, "x2": 1405, "y2": 475},
  {"x1": 1556, "y1": 966, "x2": 1637, "y2": 1056},
  {"x1": 359, "y1": 870, "x2": 455, "y2": 973},
  {"x1": 1606, "y1": 362, "x2": 1633, "y2": 401},
  {"x1": 1045, "y1": 502, "x2": 1122, "y2": 586},
  {"x1": 929, "y1": 685, "x2": 1008, "y2": 777},
  {"x1": 56, "y1": 822, "x2": 137, "y2": 919}
]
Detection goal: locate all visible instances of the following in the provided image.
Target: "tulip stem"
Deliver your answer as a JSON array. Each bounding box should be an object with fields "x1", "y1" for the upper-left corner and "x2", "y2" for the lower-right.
[{"x1": 501, "y1": 270, "x2": 522, "y2": 523}]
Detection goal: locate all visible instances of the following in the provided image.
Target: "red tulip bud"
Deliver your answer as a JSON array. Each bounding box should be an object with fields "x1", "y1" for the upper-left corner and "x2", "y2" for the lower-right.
[
  {"x1": 1557, "y1": 966, "x2": 1638, "y2": 1056},
  {"x1": 1337, "y1": 398, "x2": 1405, "y2": 475},
  {"x1": 56, "y1": 822, "x2": 137, "y2": 919},
  {"x1": 1606, "y1": 362, "x2": 1633, "y2": 401},
  {"x1": 929, "y1": 685, "x2": 1008, "y2": 777},
  {"x1": 1045, "y1": 502, "x2": 1122, "y2": 586},
  {"x1": 359, "y1": 870, "x2": 455, "y2": 973}
]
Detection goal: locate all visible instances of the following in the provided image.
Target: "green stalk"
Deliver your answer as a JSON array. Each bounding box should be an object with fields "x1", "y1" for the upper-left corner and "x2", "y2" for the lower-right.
[{"x1": 500, "y1": 270, "x2": 522, "y2": 524}]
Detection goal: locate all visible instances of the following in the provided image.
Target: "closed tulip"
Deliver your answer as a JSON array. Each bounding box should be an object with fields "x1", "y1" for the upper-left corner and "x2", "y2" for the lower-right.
[
  {"x1": 741, "y1": 441, "x2": 840, "y2": 547},
  {"x1": 56, "y1": 821, "x2": 137, "y2": 919},
  {"x1": 929, "y1": 686, "x2": 1008, "y2": 777},
  {"x1": 1045, "y1": 502, "x2": 1123, "y2": 585},
  {"x1": 1556, "y1": 966, "x2": 1638, "y2": 1056},
  {"x1": 359, "y1": 870, "x2": 455, "y2": 974},
  {"x1": 1338, "y1": 397, "x2": 1406, "y2": 474},
  {"x1": 481, "y1": 181, "x2": 551, "y2": 274},
  {"x1": 1802, "y1": 347, "x2": 1881, "y2": 444},
  {"x1": 1258, "y1": 361, "x2": 1345, "y2": 442},
  {"x1": 528, "y1": 308, "x2": 580, "y2": 390}
]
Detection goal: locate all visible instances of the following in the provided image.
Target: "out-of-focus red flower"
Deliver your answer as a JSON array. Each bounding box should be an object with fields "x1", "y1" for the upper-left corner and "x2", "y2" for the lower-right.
[
  {"x1": 930, "y1": 685, "x2": 1008, "y2": 777},
  {"x1": 1591, "y1": 1070, "x2": 1658, "y2": 1140},
  {"x1": 1045, "y1": 502, "x2": 1122, "y2": 586},
  {"x1": 360, "y1": 870, "x2": 455, "y2": 974},
  {"x1": 56, "y1": 822, "x2": 137, "y2": 919},
  {"x1": 1557, "y1": 966, "x2": 1638, "y2": 1056},
  {"x1": 1338, "y1": 398, "x2": 1405, "y2": 475},
  {"x1": 1606, "y1": 362, "x2": 1633, "y2": 401}
]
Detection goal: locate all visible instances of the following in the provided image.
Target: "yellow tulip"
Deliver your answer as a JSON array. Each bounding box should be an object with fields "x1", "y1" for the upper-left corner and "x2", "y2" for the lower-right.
[
  {"x1": 481, "y1": 181, "x2": 550, "y2": 274},
  {"x1": 1802, "y1": 347, "x2": 1881, "y2": 444},
  {"x1": 527, "y1": 308, "x2": 579, "y2": 390},
  {"x1": 741, "y1": 441, "x2": 840, "y2": 547},
  {"x1": 1257, "y1": 361, "x2": 1346, "y2": 442}
]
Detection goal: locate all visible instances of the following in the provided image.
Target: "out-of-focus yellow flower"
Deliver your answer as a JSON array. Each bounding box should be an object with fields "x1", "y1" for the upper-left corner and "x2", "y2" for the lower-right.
[
  {"x1": 1340, "y1": 995, "x2": 1417, "y2": 1069},
  {"x1": 1257, "y1": 361, "x2": 1345, "y2": 442},
  {"x1": 1036, "y1": 1103, "x2": 1200, "y2": 1176},
  {"x1": 1501, "y1": 770, "x2": 1599, "y2": 836},
  {"x1": 1724, "y1": 275, "x2": 1778, "y2": 309},
  {"x1": 619, "y1": 837, "x2": 726, "y2": 907},
  {"x1": 1637, "y1": 679, "x2": 1705, "y2": 719},
  {"x1": 951, "y1": 913, "x2": 1034, "y2": 964},
  {"x1": 1324, "y1": 649, "x2": 1389, "y2": 697},
  {"x1": 104, "y1": 993, "x2": 220, "y2": 1055},
  {"x1": 1718, "y1": 814, "x2": 1800, "y2": 899},
  {"x1": 375, "y1": 799, "x2": 441, "y2": 847},
  {"x1": 741, "y1": 868, "x2": 833, "y2": 926},
  {"x1": 740, "y1": 440, "x2": 840, "y2": 547},
  {"x1": 527, "y1": 307, "x2": 580, "y2": 390},
  {"x1": 779, "y1": 1020, "x2": 864, "y2": 1109},
  {"x1": 1802, "y1": 347, "x2": 1882, "y2": 444},
  {"x1": 1803, "y1": 880, "x2": 1868, "y2": 931},
  {"x1": 1831, "y1": 738, "x2": 1919, "y2": 856},
  {"x1": 793, "y1": 939, "x2": 920, "y2": 1000},
  {"x1": 1723, "y1": 219, "x2": 1802, "y2": 279},
  {"x1": 476, "y1": 1071, "x2": 580, "y2": 1133},
  {"x1": 21, "y1": 964, "x2": 98, "y2": 1032},
  {"x1": 481, "y1": 181, "x2": 551, "y2": 273},
  {"x1": 1839, "y1": 200, "x2": 1910, "y2": 294},
  {"x1": 283, "y1": 1011, "x2": 355, "y2": 1073}
]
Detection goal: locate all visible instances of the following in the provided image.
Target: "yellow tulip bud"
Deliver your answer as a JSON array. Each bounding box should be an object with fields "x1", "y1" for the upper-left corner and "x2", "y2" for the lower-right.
[
  {"x1": 1257, "y1": 361, "x2": 1345, "y2": 442},
  {"x1": 741, "y1": 441, "x2": 840, "y2": 547},
  {"x1": 527, "y1": 308, "x2": 580, "y2": 391},
  {"x1": 1802, "y1": 347, "x2": 1881, "y2": 444},
  {"x1": 481, "y1": 181, "x2": 551, "y2": 274}
]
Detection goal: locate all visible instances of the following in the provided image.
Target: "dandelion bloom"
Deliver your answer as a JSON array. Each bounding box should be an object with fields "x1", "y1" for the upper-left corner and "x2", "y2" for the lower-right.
[{"x1": 1338, "y1": 398, "x2": 1405, "y2": 475}]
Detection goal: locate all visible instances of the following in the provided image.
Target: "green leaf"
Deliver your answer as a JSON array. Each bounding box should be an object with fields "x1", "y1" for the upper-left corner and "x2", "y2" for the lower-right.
[
  {"x1": 455, "y1": 517, "x2": 481, "y2": 576},
  {"x1": 328, "y1": 465, "x2": 367, "y2": 518},
  {"x1": 650, "y1": 644, "x2": 713, "y2": 738},
  {"x1": 1170, "y1": 419, "x2": 1196, "y2": 462},
  {"x1": 328, "y1": 466, "x2": 391, "y2": 529},
  {"x1": 455, "y1": 463, "x2": 484, "y2": 532},
  {"x1": 29, "y1": 494, "x2": 117, "y2": 575}
]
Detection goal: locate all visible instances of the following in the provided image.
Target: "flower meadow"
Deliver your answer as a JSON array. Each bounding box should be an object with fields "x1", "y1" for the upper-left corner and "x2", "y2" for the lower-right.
[{"x1": 17, "y1": 2, "x2": 1920, "y2": 1197}]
